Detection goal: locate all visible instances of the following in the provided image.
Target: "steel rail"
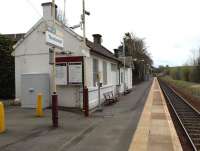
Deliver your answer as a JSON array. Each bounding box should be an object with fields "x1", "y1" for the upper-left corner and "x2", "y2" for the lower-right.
[{"x1": 158, "y1": 79, "x2": 200, "y2": 151}]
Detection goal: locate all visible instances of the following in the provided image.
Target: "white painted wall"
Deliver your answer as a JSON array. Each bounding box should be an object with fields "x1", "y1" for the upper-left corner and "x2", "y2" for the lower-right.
[
  {"x1": 15, "y1": 54, "x2": 50, "y2": 98},
  {"x1": 84, "y1": 55, "x2": 121, "y2": 109},
  {"x1": 127, "y1": 68, "x2": 133, "y2": 89},
  {"x1": 14, "y1": 20, "x2": 89, "y2": 108},
  {"x1": 57, "y1": 86, "x2": 80, "y2": 107},
  {"x1": 118, "y1": 67, "x2": 132, "y2": 93}
]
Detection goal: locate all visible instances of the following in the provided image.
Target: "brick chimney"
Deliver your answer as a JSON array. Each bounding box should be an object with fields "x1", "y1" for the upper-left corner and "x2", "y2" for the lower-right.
[
  {"x1": 114, "y1": 49, "x2": 120, "y2": 58},
  {"x1": 41, "y1": 2, "x2": 57, "y2": 21},
  {"x1": 92, "y1": 34, "x2": 102, "y2": 45}
]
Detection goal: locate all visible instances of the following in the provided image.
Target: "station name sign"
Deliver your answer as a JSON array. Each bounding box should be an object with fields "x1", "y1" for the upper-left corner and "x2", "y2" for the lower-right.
[{"x1": 46, "y1": 31, "x2": 64, "y2": 49}]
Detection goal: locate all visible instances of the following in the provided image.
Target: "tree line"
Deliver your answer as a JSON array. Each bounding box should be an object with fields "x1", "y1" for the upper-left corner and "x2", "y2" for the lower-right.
[
  {"x1": 117, "y1": 32, "x2": 153, "y2": 82},
  {"x1": 158, "y1": 48, "x2": 200, "y2": 83}
]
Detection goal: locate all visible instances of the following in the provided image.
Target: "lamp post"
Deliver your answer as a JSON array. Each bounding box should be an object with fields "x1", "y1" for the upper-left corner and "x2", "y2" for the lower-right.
[
  {"x1": 97, "y1": 72, "x2": 102, "y2": 111},
  {"x1": 139, "y1": 59, "x2": 144, "y2": 80},
  {"x1": 82, "y1": 0, "x2": 86, "y2": 44},
  {"x1": 123, "y1": 38, "x2": 126, "y2": 95},
  {"x1": 81, "y1": 0, "x2": 91, "y2": 116},
  {"x1": 142, "y1": 60, "x2": 146, "y2": 81},
  {"x1": 68, "y1": 0, "x2": 91, "y2": 117},
  {"x1": 122, "y1": 35, "x2": 130, "y2": 95},
  {"x1": 132, "y1": 58, "x2": 137, "y2": 87},
  {"x1": 51, "y1": 0, "x2": 58, "y2": 128}
]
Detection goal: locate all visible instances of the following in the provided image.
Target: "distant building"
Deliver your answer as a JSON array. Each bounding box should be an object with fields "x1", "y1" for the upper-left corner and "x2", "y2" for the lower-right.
[
  {"x1": 4, "y1": 33, "x2": 25, "y2": 42},
  {"x1": 12, "y1": 2, "x2": 132, "y2": 109}
]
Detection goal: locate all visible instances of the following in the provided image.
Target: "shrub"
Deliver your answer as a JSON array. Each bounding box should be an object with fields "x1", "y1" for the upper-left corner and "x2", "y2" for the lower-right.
[
  {"x1": 0, "y1": 35, "x2": 15, "y2": 99},
  {"x1": 180, "y1": 66, "x2": 191, "y2": 81}
]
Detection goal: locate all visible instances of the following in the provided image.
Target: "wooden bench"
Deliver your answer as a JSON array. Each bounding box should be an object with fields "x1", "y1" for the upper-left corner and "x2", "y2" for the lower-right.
[
  {"x1": 124, "y1": 89, "x2": 131, "y2": 95},
  {"x1": 103, "y1": 91, "x2": 118, "y2": 105}
]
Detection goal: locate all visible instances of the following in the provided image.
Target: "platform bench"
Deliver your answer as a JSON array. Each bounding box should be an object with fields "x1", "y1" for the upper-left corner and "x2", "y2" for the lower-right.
[{"x1": 103, "y1": 91, "x2": 118, "y2": 105}]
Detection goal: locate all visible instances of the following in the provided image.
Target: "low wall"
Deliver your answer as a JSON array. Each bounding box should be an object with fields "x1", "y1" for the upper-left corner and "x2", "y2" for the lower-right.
[{"x1": 79, "y1": 85, "x2": 117, "y2": 110}]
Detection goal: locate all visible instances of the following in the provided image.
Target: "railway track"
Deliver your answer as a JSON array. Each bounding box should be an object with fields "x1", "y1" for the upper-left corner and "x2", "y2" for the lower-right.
[{"x1": 158, "y1": 79, "x2": 200, "y2": 151}]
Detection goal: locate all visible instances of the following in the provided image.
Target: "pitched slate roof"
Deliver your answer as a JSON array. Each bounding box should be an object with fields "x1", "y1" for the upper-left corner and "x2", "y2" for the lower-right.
[{"x1": 86, "y1": 40, "x2": 120, "y2": 62}]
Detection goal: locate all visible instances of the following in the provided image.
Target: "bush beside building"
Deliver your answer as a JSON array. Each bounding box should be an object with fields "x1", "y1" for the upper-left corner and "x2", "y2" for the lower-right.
[{"x1": 0, "y1": 35, "x2": 16, "y2": 99}]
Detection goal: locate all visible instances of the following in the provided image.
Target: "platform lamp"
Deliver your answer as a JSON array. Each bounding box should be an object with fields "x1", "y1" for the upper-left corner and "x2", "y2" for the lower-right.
[
  {"x1": 97, "y1": 72, "x2": 103, "y2": 112},
  {"x1": 69, "y1": 0, "x2": 91, "y2": 117},
  {"x1": 50, "y1": 0, "x2": 58, "y2": 128},
  {"x1": 123, "y1": 35, "x2": 129, "y2": 95}
]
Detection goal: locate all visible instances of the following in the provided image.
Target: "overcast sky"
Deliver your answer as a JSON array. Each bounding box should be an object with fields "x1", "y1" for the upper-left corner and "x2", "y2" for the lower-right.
[{"x1": 1, "y1": 0, "x2": 200, "y2": 67}]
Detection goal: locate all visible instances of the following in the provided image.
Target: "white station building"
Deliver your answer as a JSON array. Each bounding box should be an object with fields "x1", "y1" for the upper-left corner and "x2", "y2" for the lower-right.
[{"x1": 13, "y1": 2, "x2": 133, "y2": 110}]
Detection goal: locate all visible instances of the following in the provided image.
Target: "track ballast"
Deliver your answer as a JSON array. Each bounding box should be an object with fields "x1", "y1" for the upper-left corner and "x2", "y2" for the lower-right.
[{"x1": 159, "y1": 80, "x2": 200, "y2": 151}]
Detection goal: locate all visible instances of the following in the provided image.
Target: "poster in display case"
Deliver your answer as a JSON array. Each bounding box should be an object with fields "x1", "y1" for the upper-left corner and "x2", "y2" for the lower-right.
[
  {"x1": 56, "y1": 63, "x2": 67, "y2": 85},
  {"x1": 68, "y1": 62, "x2": 82, "y2": 84}
]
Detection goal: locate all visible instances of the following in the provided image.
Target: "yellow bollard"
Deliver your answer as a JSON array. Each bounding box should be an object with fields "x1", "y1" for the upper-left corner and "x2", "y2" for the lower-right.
[
  {"x1": 36, "y1": 93, "x2": 43, "y2": 117},
  {"x1": 0, "y1": 102, "x2": 5, "y2": 133}
]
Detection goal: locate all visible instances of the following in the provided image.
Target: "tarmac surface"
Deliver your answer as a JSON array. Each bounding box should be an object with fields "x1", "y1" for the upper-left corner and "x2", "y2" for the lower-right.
[{"x1": 0, "y1": 80, "x2": 152, "y2": 151}]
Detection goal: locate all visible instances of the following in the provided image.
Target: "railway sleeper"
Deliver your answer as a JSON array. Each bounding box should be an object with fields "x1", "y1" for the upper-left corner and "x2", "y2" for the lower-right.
[
  {"x1": 178, "y1": 113, "x2": 199, "y2": 117},
  {"x1": 182, "y1": 120, "x2": 200, "y2": 124},
  {"x1": 196, "y1": 145, "x2": 200, "y2": 151},
  {"x1": 183, "y1": 123, "x2": 200, "y2": 127},
  {"x1": 176, "y1": 110, "x2": 196, "y2": 113},
  {"x1": 187, "y1": 128, "x2": 200, "y2": 132},
  {"x1": 189, "y1": 133, "x2": 200, "y2": 138},
  {"x1": 186, "y1": 127, "x2": 200, "y2": 131},
  {"x1": 181, "y1": 117, "x2": 200, "y2": 120},
  {"x1": 191, "y1": 138, "x2": 200, "y2": 146}
]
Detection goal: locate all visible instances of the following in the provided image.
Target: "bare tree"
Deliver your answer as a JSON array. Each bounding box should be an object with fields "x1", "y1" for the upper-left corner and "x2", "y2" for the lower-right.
[{"x1": 117, "y1": 32, "x2": 153, "y2": 82}]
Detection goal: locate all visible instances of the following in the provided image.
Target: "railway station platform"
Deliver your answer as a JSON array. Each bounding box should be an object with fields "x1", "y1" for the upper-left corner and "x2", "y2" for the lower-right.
[{"x1": 128, "y1": 78, "x2": 183, "y2": 151}]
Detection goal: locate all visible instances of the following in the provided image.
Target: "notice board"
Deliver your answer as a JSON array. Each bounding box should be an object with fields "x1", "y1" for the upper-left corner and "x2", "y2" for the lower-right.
[
  {"x1": 68, "y1": 62, "x2": 82, "y2": 84},
  {"x1": 55, "y1": 62, "x2": 83, "y2": 85},
  {"x1": 56, "y1": 63, "x2": 67, "y2": 85}
]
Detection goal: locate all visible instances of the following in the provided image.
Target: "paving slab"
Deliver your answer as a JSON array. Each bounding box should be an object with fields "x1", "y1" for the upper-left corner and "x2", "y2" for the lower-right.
[{"x1": 128, "y1": 78, "x2": 183, "y2": 151}]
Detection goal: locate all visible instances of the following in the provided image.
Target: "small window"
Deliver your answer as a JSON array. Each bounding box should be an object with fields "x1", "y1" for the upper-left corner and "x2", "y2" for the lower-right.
[
  {"x1": 93, "y1": 58, "x2": 99, "y2": 86},
  {"x1": 103, "y1": 61, "x2": 107, "y2": 85},
  {"x1": 121, "y1": 72, "x2": 124, "y2": 83},
  {"x1": 111, "y1": 63, "x2": 117, "y2": 71}
]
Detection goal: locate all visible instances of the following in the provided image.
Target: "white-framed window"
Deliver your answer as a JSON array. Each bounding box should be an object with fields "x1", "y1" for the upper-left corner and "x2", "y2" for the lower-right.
[
  {"x1": 103, "y1": 61, "x2": 107, "y2": 85},
  {"x1": 111, "y1": 63, "x2": 119, "y2": 85},
  {"x1": 93, "y1": 58, "x2": 99, "y2": 86},
  {"x1": 111, "y1": 63, "x2": 117, "y2": 71},
  {"x1": 121, "y1": 71, "x2": 124, "y2": 83}
]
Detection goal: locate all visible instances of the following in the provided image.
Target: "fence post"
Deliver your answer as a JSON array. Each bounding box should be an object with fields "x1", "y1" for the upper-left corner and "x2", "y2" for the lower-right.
[{"x1": 83, "y1": 87, "x2": 89, "y2": 117}]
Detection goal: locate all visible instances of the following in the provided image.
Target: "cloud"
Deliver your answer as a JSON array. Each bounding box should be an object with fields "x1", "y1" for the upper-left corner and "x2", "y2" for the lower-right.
[{"x1": 1, "y1": 0, "x2": 200, "y2": 67}]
